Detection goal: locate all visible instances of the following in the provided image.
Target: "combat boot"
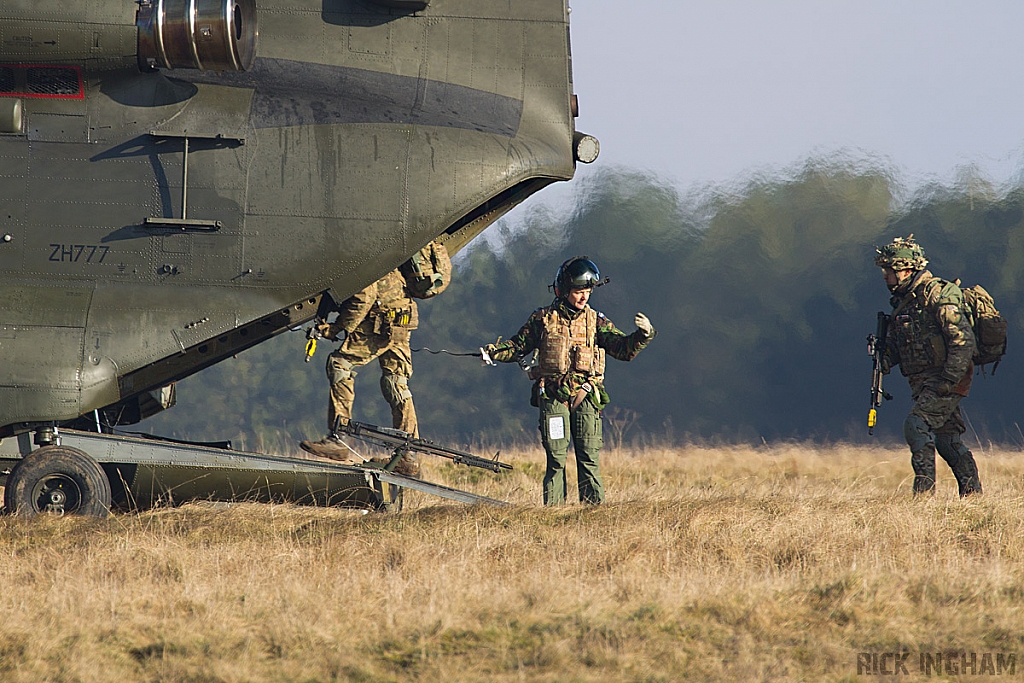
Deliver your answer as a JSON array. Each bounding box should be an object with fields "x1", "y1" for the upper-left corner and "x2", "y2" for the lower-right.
[
  {"x1": 936, "y1": 435, "x2": 983, "y2": 497},
  {"x1": 299, "y1": 435, "x2": 365, "y2": 464},
  {"x1": 910, "y1": 446, "x2": 937, "y2": 495},
  {"x1": 393, "y1": 451, "x2": 420, "y2": 478},
  {"x1": 366, "y1": 451, "x2": 420, "y2": 477},
  {"x1": 950, "y1": 453, "x2": 983, "y2": 497}
]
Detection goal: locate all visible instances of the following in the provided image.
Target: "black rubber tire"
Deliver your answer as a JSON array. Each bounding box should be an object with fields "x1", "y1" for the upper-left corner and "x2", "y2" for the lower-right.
[{"x1": 4, "y1": 445, "x2": 111, "y2": 517}]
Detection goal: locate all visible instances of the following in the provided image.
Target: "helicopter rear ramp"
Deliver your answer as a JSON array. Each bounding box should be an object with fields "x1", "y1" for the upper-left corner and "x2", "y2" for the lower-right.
[{"x1": 0, "y1": 429, "x2": 508, "y2": 515}]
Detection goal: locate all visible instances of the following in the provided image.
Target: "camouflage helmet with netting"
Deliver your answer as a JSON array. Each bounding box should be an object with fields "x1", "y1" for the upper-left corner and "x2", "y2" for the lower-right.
[{"x1": 874, "y1": 234, "x2": 928, "y2": 271}]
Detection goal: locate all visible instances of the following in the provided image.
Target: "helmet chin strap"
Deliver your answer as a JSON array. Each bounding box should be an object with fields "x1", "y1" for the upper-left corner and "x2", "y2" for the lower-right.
[{"x1": 889, "y1": 269, "x2": 918, "y2": 293}]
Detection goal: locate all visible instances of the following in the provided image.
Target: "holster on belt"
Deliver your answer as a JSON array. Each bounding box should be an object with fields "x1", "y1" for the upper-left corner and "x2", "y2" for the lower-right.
[{"x1": 571, "y1": 382, "x2": 593, "y2": 411}]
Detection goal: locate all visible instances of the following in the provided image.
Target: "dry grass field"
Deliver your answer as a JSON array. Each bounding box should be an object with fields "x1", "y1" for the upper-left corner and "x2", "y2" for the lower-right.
[{"x1": 2, "y1": 443, "x2": 1024, "y2": 682}]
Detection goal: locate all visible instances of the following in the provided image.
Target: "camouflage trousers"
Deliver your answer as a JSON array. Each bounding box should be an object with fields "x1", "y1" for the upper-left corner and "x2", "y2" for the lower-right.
[
  {"x1": 537, "y1": 396, "x2": 604, "y2": 505},
  {"x1": 903, "y1": 380, "x2": 981, "y2": 497},
  {"x1": 326, "y1": 327, "x2": 417, "y2": 437}
]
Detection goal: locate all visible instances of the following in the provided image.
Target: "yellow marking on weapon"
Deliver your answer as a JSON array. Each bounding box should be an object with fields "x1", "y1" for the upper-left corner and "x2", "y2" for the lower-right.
[{"x1": 867, "y1": 408, "x2": 877, "y2": 429}]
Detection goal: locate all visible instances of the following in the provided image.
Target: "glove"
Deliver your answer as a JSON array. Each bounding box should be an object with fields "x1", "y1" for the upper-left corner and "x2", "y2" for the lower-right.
[
  {"x1": 634, "y1": 312, "x2": 653, "y2": 338},
  {"x1": 934, "y1": 380, "x2": 955, "y2": 397},
  {"x1": 482, "y1": 337, "x2": 502, "y2": 356},
  {"x1": 480, "y1": 344, "x2": 497, "y2": 367},
  {"x1": 318, "y1": 322, "x2": 347, "y2": 343},
  {"x1": 315, "y1": 322, "x2": 333, "y2": 339}
]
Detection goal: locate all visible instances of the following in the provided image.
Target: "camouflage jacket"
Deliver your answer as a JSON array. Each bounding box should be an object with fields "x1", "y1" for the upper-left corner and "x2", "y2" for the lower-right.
[
  {"x1": 490, "y1": 299, "x2": 654, "y2": 408},
  {"x1": 329, "y1": 269, "x2": 418, "y2": 337},
  {"x1": 883, "y1": 270, "x2": 975, "y2": 394}
]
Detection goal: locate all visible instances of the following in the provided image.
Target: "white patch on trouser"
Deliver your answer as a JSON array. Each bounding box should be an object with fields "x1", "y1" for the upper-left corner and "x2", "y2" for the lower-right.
[{"x1": 547, "y1": 416, "x2": 565, "y2": 440}]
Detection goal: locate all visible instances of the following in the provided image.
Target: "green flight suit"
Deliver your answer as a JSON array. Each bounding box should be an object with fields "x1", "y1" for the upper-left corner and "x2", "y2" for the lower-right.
[{"x1": 490, "y1": 299, "x2": 654, "y2": 505}]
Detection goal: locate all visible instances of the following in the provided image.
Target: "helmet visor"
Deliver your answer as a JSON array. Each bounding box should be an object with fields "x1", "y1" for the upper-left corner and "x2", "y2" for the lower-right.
[{"x1": 563, "y1": 258, "x2": 601, "y2": 289}]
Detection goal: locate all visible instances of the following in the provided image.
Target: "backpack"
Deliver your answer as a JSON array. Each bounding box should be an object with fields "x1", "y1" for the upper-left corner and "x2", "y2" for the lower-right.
[
  {"x1": 959, "y1": 283, "x2": 1007, "y2": 373},
  {"x1": 401, "y1": 239, "x2": 451, "y2": 299}
]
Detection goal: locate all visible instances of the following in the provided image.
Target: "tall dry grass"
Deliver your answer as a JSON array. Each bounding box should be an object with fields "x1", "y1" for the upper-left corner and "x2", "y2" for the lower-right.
[{"x1": 2, "y1": 443, "x2": 1024, "y2": 682}]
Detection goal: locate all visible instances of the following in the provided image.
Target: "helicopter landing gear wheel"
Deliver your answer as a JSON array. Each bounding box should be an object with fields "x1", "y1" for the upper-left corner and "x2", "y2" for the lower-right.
[{"x1": 4, "y1": 446, "x2": 111, "y2": 517}]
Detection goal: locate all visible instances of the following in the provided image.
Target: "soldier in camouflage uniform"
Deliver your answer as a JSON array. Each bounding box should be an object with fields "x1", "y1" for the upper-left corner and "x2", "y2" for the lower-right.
[
  {"x1": 300, "y1": 268, "x2": 421, "y2": 475},
  {"x1": 875, "y1": 236, "x2": 982, "y2": 496},
  {"x1": 483, "y1": 257, "x2": 655, "y2": 505}
]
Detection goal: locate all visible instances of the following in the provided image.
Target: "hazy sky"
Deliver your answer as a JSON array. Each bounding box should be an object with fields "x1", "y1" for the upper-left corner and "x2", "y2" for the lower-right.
[{"x1": 565, "y1": 0, "x2": 1024, "y2": 190}]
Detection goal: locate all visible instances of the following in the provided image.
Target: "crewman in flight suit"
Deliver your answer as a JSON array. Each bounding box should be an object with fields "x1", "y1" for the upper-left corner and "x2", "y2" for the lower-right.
[{"x1": 483, "y1": 256, "x2": 655, "y2": 504}]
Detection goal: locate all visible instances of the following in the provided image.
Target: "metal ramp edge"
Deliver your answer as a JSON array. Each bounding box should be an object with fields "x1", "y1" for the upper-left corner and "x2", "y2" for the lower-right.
[{"x1": 372, "y1": 469, "x2": 509, "y2": 507}]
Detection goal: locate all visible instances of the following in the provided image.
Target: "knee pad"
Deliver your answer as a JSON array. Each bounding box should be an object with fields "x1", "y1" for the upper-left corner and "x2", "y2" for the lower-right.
[
  {"x1": 936, "y1": 432, "x2": 971, "y2": 461},
  {"x1": 327, "y1": 356, "x2": 355, "y2": 385},
  {"x1": 903, "y1": 413, "x2": 934, "y2": 453},
  {"x1": 381, "y1": 372, "x2": 412, "y2": 406}
]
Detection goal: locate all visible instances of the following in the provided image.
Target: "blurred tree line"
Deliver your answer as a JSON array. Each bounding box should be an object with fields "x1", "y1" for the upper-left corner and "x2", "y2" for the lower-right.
[{"x1": 144, "y1": 156, "x2": 1024, "y2": 449}]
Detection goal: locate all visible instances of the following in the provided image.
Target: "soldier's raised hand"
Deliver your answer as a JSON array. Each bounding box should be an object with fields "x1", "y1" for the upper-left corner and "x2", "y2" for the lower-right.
[{"x1": 634, "y1": 312, "x2": 653, "y2": 337}]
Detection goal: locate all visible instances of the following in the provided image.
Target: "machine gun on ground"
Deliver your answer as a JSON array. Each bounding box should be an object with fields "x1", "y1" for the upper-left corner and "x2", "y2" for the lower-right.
[
  {"x1": 867, "y1": 311, "x2": 893, "y2": 435},
  {"x1": 334, "y1": 420, "x2": 512, "y2": 474}
]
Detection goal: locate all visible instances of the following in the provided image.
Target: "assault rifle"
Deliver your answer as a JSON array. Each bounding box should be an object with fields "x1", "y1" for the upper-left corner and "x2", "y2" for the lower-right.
[
  {"x1": 866, "y1": 311, "x2": 893, "y2": 435},
  {"x1": 334, "y1": 420, "x2": 512, "y2": 473}
]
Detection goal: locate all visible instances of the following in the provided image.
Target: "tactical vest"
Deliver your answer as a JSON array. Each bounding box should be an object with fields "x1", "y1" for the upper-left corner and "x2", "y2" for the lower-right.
[
  {"x1": 530, "y1": 306, "x2": 605, "y2": 380},
  {"x1": 892, "y1": 280, "x2": 951, "y2": 376},
  {"x1": 368, "y1": 270, "x2": 418, "y2": 332}
]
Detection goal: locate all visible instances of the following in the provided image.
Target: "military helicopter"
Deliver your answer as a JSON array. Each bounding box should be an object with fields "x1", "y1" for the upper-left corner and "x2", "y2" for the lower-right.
[{"x1": 0, "y1": 0, "x2": 598, "y2": 514}]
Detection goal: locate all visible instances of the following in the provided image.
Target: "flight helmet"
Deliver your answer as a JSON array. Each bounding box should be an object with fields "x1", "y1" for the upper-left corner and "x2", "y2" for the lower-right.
[{"x1": 553, "y1": 256, "x2": 603, "y2": 299}]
